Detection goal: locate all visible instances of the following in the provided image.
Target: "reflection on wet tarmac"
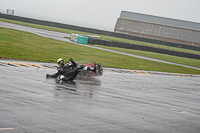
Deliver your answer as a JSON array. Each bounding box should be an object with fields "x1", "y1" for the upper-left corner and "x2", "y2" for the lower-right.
[
  {"x1": 51, "y1": 77, "x2": 101, "y2": 98},
  {"x1": 1, "y1": 60, "x2": 200, "y2": 133}
]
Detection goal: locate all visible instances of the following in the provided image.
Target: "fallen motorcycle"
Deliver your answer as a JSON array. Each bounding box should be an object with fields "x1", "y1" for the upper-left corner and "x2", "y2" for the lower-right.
[{"x1": 77, "y1": 62, "x2": 103, "y2": 77}]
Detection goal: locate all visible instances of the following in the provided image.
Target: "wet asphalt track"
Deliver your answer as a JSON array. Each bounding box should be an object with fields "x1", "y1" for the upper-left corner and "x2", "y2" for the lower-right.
[{"x1": 0, "y1": 61, "x2": 200, "y2": 133}]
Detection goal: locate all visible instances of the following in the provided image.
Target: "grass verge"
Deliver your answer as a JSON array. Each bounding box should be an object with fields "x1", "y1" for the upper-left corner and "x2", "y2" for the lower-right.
[
  {"x1": 89, "y1": 45, "x2": 200, "y2": 68},
  {"x1": 0, "y1": 27, "x2": 200, "y2": 75}
]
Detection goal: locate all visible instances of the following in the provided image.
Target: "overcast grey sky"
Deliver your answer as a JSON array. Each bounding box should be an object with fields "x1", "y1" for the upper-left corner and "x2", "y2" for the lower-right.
[{"x1": 0, "y1": 0, "x2": 200, "y2": 31}]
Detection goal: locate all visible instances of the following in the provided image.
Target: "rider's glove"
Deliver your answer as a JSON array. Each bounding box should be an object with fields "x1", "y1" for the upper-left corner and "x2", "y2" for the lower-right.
[
  {"x1": 46, "y1": 74, "x2": 51, "y2": 78},
  {"x1": 69, "y1": 58, "x2": 73, "y2": 62}
]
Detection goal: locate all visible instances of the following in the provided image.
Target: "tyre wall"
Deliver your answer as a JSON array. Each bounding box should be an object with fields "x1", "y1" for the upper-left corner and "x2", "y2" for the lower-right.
[{"x1": 88, "y1": 38, "x2": 200, "y2": 59}]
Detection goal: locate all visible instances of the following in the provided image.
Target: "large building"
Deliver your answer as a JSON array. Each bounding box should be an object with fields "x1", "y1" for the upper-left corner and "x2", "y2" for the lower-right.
[{"x1": 114, "y1": 11, "x2": 200, "y2": 46}]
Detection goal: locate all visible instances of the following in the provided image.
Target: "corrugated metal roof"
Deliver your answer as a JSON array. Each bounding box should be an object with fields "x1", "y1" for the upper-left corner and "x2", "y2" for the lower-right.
[{"x1": 120, "y1": 11, "x2": 200, "y2": 31}]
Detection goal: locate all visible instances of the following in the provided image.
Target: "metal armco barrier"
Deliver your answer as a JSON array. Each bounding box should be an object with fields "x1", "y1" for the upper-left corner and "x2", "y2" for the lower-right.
[
  {"x1": 1, "y1": 13, "x2": 200, "y2": 52},
  {"x1": 89, "y1": 38, "x2": 200, "y2": 59}
]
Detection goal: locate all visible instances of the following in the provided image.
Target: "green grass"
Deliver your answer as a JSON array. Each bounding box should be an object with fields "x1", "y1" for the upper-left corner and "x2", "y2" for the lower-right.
[
  {"x1": 1, "y1": 18, "x2": 200, "y2": 54},
  {"x1": 89, "y1": 45, "x2": 200, "y2": 68},
  {"x1": 0, "y1": 27, "x2": 200, "y2": 75}
]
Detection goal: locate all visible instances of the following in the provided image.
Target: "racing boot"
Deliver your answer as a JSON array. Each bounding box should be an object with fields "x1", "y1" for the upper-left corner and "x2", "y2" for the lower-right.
[{"x1": 59, "y1": 75, "x2": 71, "y2": 82}]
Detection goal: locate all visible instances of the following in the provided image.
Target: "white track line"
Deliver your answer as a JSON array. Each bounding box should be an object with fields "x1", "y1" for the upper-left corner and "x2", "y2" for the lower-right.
[{"x1": 0, "y1": 128, "x2": 15, "y2": 130}]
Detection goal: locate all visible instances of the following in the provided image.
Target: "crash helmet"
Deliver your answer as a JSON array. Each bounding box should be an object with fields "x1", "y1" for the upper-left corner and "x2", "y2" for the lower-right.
[{"x1": 57, "y1": 58, "x2": 65, "y2": 66}]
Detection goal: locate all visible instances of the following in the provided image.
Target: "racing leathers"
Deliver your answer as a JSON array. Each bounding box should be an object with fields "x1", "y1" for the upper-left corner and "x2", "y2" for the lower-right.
[{"x1": 47, "y1": 61, "x2": 84, "y2": 82}]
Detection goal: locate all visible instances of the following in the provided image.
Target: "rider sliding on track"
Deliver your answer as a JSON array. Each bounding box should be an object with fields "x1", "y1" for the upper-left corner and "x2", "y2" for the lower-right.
[{"x1": 46, "y1": 58, "x2": 96, "y2": 82}]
